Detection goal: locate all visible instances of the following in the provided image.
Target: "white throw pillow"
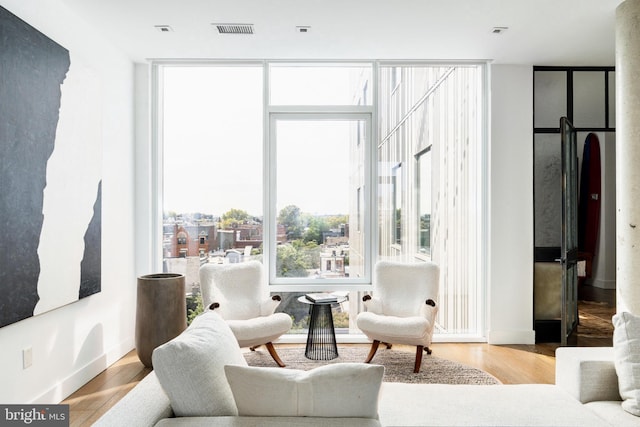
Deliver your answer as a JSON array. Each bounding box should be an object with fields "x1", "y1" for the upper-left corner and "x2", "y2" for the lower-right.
[
  {"x1": 224, "y1": 363, "x2": 384, "y2": 418},
  {"x1": 152, "y1": 311, "x2": 247, "y2": 417},
  {"x1": 613, "y1": 311, "x2": 640, "y2": 416}
]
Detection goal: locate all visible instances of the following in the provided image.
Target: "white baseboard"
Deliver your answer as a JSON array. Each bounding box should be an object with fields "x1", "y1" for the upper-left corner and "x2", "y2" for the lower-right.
[
  {"x1": 487, "y1": 329, "x2": 535, "y2": 345},
  {"x1": 591, "y1": 278, "x2": 616, "y2": 290},
  {"x1": 32, "y1": 337, "x2": 134, "y2": 404}
]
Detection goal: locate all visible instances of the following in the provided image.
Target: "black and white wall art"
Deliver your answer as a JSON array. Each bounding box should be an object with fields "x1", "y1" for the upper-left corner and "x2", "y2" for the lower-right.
[{"x1": 0, "y1": 5, "x2": 102, "y2": 328}]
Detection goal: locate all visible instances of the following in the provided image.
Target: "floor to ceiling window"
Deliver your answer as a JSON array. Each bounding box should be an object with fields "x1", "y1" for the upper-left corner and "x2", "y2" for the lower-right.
[
  {"x1": 377, "y1": 64, "x2": 484, "y2": 336},
  {"x1": 160, "y1": 65, "x2": 263, "y2": 294},
  {"x1": 155, "y1": 61, "x2": 485, "y2": 340}
]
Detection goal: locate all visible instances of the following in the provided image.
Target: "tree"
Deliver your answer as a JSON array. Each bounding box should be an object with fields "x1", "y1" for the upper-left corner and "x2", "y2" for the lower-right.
[
  {"x1": 221, "y1": 208, "x2": 249, "y2": 229},
  {"x1": 326, "y1": 215, "x2": 348, "y2": 230},
  {"x1": 276, "y1": 243, "x2": 309, "y2": 277},
  {"x1": 186, "y1": 293, "x2": 204, "y2": 325},
  {"x1": 300, "y1": 240, "x2": 321, "y2": 269},
  {"x1": 304, "y1": 216, "x2": 329, "y2": 244},
  {"x1": 278, "y1": 205, "x2": 304, "y2": 240}
]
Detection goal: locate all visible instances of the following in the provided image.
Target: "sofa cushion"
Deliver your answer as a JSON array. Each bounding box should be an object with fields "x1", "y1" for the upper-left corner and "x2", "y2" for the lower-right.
[
  {"x1": 613, "y1": 311, "x2": 640, "y2": 417},
  {"x1": 555, "y1": 347, "x2": 621, "y2": 404},
  {"x1": 155, "y1": 416, "x2": 382, "y2": 427},
  {"x1": 152, "y1": 311, "x2": 247, "y2": 417},
  {"x1": 93, "y1": 372, "x2": 172, "y2": 427},
  {"x1": 226, "y1": 313, "x2": 293, "y2": 348},
  {"x1": 224, "y1": 363, "x2": 384, "y2": 418},
  {"x1": 378, "y1": 383, "x2": 610, "y2": 426},
  {"x1": 585, "y1": 401, "x2": 640, "y2": 427},
  {"x1": 357, "y1": 312, "x2": 430, "y2": 340}
]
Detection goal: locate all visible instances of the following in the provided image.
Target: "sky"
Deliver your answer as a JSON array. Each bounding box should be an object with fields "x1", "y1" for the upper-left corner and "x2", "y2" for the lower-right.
[{"x1": 162, "y1": 65, "x2": 367, "y2": 217}]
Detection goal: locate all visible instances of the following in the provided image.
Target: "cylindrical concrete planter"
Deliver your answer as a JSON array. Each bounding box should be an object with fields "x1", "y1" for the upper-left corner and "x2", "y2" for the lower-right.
[{"x1": 136, "y1": 273, "x2": 187, "y2": 368}]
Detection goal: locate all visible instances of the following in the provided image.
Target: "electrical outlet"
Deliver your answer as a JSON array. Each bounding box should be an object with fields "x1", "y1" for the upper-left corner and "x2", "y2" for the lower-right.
[{"x1": 23, "y1": 347, "x2": 32, "y2": 369}]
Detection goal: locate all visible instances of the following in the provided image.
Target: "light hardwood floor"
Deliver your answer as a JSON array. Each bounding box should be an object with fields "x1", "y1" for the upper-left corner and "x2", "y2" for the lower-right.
[{"x1": 62, "y1": 286, "x2": 615, "y2": 426}]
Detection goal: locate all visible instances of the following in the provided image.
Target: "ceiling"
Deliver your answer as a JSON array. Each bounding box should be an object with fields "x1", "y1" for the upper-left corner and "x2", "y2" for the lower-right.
[{"x1": 58, "y1": 0, "x2": 623, "y2": 65}]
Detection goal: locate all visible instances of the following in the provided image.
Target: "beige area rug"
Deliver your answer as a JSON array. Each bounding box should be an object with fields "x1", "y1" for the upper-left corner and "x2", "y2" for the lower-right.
[
  {"x1": 244, "y1": 347, "x2": 501, "y2": 385},
  {"x1": 577, "y1": 300, "x2": 615, "y2": 339}
]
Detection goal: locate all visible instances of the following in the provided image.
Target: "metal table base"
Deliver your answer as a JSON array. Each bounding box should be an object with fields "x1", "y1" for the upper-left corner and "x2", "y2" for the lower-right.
[{"x1": 305, "y1": 303, "x2": 339, "y2": 360}]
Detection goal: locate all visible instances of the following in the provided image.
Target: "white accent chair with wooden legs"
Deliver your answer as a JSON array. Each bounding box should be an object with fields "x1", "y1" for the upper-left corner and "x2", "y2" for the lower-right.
[
  {"x1": 356, "y1": 260, "x2": 439, "y2": 373},
  {"x1": 199, "y1": 260, "x2": 292, "y2": 367}
]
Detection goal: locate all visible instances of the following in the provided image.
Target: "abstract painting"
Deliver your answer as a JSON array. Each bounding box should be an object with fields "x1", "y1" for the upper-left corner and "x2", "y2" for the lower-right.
[{"x1": 0, "y1": 5, "x2": 102, "y2": 328}]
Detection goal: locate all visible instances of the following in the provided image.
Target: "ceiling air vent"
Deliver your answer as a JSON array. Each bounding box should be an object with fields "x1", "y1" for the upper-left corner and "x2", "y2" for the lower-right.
[{"x1": 213, "y1": 23, "x2": 254, "y2": 34}]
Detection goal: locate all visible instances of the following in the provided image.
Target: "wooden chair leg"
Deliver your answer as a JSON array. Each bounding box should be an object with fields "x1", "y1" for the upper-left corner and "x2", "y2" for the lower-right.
[
  {"x1": 265, "y1": 342, "x2": 286, "y2": 367},
  {"x1": 414, "y1": 345, "x2": 424, "y2": 373},
  {"x1": 382, "y1": 342, "x2": 393, "y2": 349},
  {"x1": 250, "y1": 345, "x2": 261, "y2": 351},
  {"x1": 364, "y1": 340, "x2": 381, "y2": 363},
  {"x1": 425, "y1": 346, "x2": 432, "y2": 355}
]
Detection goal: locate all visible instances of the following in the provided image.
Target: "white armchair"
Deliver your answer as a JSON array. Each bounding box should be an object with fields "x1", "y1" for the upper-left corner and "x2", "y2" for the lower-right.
[
  {"x1": 199, "y1": 260, "x2": 292, "y2": 367},
  {"x1": 356, "y1": 260, "x2": 439, "y2": 373}
]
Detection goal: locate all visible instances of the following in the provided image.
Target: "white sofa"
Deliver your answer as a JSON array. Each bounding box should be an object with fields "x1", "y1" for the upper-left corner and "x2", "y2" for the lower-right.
[
  {"x1": 556, "y1": 346, "x2": 640, "y2": 427},
  {"x1": 95, "y1": 313, "x2": 638, "y2": 427}
]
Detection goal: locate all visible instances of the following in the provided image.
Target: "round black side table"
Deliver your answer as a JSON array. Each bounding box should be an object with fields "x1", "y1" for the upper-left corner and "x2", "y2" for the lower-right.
[{"x1": 298, "y1": 295, "x2": 347, "y2": 360}]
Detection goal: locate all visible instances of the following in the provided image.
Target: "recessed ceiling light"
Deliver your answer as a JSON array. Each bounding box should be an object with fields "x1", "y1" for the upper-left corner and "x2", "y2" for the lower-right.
[
  {"x1": 491, "y1": 26, "x2": 509, "y2": 34},
  {"x1": 154, "y1": 25, "x2": 173, "y2": 33}
]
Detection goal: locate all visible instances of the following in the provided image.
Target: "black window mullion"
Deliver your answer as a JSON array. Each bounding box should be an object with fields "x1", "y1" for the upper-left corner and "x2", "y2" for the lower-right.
[
  {"x1": 566, "y1": 70, "x2": 573, "y2": 124},
  {"x1": 605, "y1": 71, "x2": 610, "y2": 129}
]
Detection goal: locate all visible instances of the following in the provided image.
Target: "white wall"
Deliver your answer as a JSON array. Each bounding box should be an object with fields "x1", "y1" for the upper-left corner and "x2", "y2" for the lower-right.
[
  {"x1": 135, "y1": 63, "x2": 156, "y2": 277},
  {"x1": 487, "y1": 65, "x2": 535, "y2": 344},
  {"x1": 0, "y1": 0, "x2": 136, "y2": 403}
]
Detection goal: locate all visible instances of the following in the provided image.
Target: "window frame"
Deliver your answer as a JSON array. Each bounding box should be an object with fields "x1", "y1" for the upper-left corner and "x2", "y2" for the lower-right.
[
  {"x1": 415, "y1": 146, "x2": 432, "y2": 258},
  {"x1": 153, "y1": 60, "x2": 378, "y2": 291},
  {"x1": 150, "y1": 60, "x2": 489, "y2": 341},
  {"x1": 266, "y1": 112, "x2": 374, "y2": 288}
]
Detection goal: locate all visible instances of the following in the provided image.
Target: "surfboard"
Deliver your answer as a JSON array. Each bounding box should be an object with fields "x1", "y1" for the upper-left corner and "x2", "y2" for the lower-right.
[{"x1": 577, "y1": 133, "x2": 601, "y2": 280}]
